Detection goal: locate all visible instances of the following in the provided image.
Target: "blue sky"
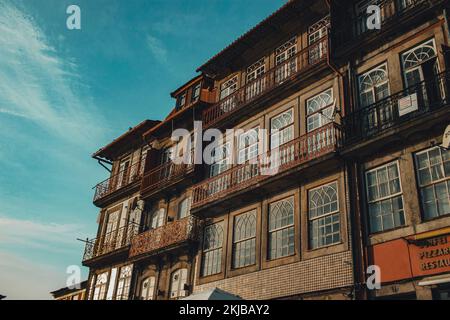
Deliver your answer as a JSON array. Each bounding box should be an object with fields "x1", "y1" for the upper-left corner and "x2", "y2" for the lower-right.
[{"x1": 0, "y1": 0, "x2": 284, "y2": 299}]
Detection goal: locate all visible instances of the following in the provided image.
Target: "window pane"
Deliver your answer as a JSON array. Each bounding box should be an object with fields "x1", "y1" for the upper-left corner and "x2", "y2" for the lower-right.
[
  {"x1": 233, "y1": 211, "x2": 257, "y2": 269},
  {"x1": 268, "y1": 198, "x2": 295, "y2": 260}
]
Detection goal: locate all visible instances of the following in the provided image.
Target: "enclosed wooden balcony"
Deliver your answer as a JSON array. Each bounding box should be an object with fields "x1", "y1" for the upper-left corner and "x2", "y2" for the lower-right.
[
  {"x1": 343, "y1": 70, "x2": 450, "y2": 151},
  {"x1": 93, "y1": 162, "x2": 143, "y2": 207},
  {"x1": 129, "y1": 216, "x2": 199, "y2": 260},
  {"x1": 202, "y1": 35, "x2": 329, "y2": 128},
  {"x1": 192, "y1": 122, "x2": 342, "y2": 211},
  {"x1": 82, "y1": 224, "x2": 139, "y2": 267}
]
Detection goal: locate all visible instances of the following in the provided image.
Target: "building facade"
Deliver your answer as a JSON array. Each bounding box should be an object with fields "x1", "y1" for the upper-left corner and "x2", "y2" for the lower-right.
[{"x1": 81, "y1": 0, "x2": 450, "y2": 300}]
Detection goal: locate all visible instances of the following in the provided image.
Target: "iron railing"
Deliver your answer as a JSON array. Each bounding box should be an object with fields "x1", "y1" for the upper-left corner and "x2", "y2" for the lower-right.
[
  {"x1": 129, "y1": 216, "x2": 199, "y2": 258},
  {"x1": 344, "y1": 71, "x2": 450, "y2": 142},
  {"x1": 192, "y1": 122, "x2": 342, "y2": 208},
  {"x1": 93, "y1": 161, "x2": 143, "y2": 202},
  {"x1": 82, "y1": 223, "x2": 140, "y2": 262},
  {"x1": 203, "y1": 35, "x2": 329, "y2": 128}
]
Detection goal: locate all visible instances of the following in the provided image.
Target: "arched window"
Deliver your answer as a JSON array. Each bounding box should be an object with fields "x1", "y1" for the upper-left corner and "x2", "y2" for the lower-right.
[
  {"x1": 270, "y1": 109, "x2": 294, "y2": 149},
  {"x1": 358, "y1": 64, "x2": 390, "y2": 108},
  {"x1": 115, "y1": 265, "x2": 133, "y2": 300},
  {"x1": 169, "y1": 268, "x2": 188, "y2": 299},
  {"x1": 201, "y1": 222, "x2": 224, "y2": 277},
  {"x1": 306, "y1": 89, "x2": 334, "y2": 132},
  {"x1": 92, "y1": 271, "x2": 109, "y2": 300},
  {"x1": 232, "y1": 210, "x2": 257, "y2": 268},
  {"x1": 150, "y1": 208, "x2": 165, "y2": 229},
  {"x1": 401, "y1": 39, "x2": 438, "y2": 88},
  {"x1": 308, "y1": 182, "x2": 340, "y2": 249},
  {"x1": 178, "y1": 197, "x2": 192, "y2": 220},
  {"x1": 268, "y1": 197, "x2": 295, "y2": 260},
  {"x1": 140, "y1": 276, "x2": 156, "y2": 300}
]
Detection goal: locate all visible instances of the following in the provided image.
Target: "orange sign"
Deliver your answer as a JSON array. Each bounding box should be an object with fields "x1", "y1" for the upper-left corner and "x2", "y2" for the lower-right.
[{"x1": 409, "y1": 235, "x2": 450, "y2": 276}]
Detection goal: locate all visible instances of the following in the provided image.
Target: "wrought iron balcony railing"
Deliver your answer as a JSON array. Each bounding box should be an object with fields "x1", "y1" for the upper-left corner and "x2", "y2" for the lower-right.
[
  {"x1": 129, "y1": 216, "x2": 199, "y2": 258},
  {"x1": 93, "y1": 161, "x2": 143, "y2": 203},
  {"x1": 203, "y1": 35, "x2": 329, "y2": 128},
  {"x1": 344, "y1": 71, "x2": 450, "y2": 143},
  {"x1": 192, "y1": 122, "x2": 342, "y2": 208},
  {"x1": 82, "y1": 224, "x2": 139, "y2": 262},
  {"x1": 140, "y1": 152, "x2": 195, "y2": 196}
]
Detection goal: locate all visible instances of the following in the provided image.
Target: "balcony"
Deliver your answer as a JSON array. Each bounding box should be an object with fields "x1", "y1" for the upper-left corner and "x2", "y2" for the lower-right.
[
  {"x1": 343, "y1": 71, "x2": 450, "y2": 148},
  {"x1": 140, "y1": 157, "x2": 195, "y2": 199},
  {"x1": 203, "y1": 35, "x2": 329, "y2": 128},
  {"x1": 82, "y1": 224, "x2": 139, "y2": 266},
  {"x1": 93, "y1": 162, "x2": 143, "y2": 206},
  {"x1": 192, "y1": 122, "x2": 342, "y2": 210},
  {"x1": 129, "y1": 216, "x2": 199, "y2": 259},
  {"x1": 333, "y1": 0, "x2": 445, "y2": 54}
]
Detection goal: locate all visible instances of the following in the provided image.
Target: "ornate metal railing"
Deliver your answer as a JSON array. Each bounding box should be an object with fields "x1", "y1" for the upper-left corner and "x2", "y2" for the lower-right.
[
  {"x1": 344, "y1": 71, "x2": 450, "y2": 142},
  {"x1": 203, "y1": 35, "x2": 329, "y2": 128},
  {"x1": 141, "y1": 151, "x2": 195, "y2": 195},
  {"x1": 93, "y1": 162, "x2": 143, "y2": 203},
  {"x1": 192, "y1": 122, "x2": 342, "y2": 208},
  {"x1": 129, "y1": 216, "x2": 199, "y2": 258},
  {"x1": 82, "y1": 224, "x2": 140, "y2": 262}
]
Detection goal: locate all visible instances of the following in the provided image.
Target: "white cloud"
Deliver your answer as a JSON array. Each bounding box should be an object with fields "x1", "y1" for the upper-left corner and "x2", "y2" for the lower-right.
[
  {"x1": 146, "y1": 35, "x2": 168, "y2": 64},
  {"x1": 0, "y1": 1, "x2": 106, "y2": 147}
]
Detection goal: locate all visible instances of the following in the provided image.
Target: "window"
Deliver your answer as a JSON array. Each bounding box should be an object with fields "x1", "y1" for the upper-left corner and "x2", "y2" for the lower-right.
[
  {"x1": 115, "y1": 265, "x2": 133, "y2": 300},
  {"x1": 365, "y1": 161, "x2": 406, "y2": 233},
  {"x1": 117, "y1": 157, "x2": 131, "y2": 188},
  {"x1": 150, "y1": 208, "x2": 166, "y2": 229},
  {"x1": 169, "y1": 268, "x2": 188, "y2": 299},
  {"x1": 191, "y1": 83, "x2": 201, "y2": 102},
  {"x1": 308, "y1": 16, "x2": 329, "y2": 64},
  {"x1": 178, "y1": 197, "x2": 192, "y2": 219},
  {"x1": 415, "y1": 147, "x2": 450, "y2": 220},
  {"x1": 402, "y1": 39, "x2": 438, "y2": 88},
  {"x1": 177, "y1": 92, "x2": 186, "y2": 109},
  {"x1": 268, "y1": 197, "x2": 295, "y2": 260},
  {"x1": 306, "y1": 88, "x2": 334, "y2": 132},
  {"x1": 219, "y1": 76, "x2": 239, "y2": 113},
  {"x1": 92, "y1": 272, "x2": 109, "y2": 300},
  {"x1": 139, "y1": 146, "x2": 150, "y2": 176},
  {"x1": 308, "y1": 182, "x2": 341, "y2": 249},
  {"x1": 232, "y1": 211, "x2": 257, "y2": 269},
  {"x1": 238, "y1": 128, "x2": 259, "y2": 164},
  {"x1": 201, "y1": 222, "x2": 224, "y2": 277},
  {"x1": 246, "y1": 59, "x2": 266, "y2": 100},
  {"x1": 103, "y1": 210, "x2": 120, "y2": 253},
  {"x1": 270, "y1": 109, "x2": 294, "y2": 149},
  {"x1": 359, "y1": 64, "x2": 390, "y2": 108},
  {"x1": 140, "y1": 276, "x2": 156, "y2": 300},
  {"x1": 275, "y1": 37, "x2": 297, "y2": 83},
  {"x1": 209, "y1": 143, "x2": 231, "y2": 177}
]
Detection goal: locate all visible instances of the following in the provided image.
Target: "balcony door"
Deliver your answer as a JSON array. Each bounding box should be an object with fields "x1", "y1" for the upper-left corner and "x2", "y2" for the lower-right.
[
  {"x1": 116, "y1": 158, "x2": 131, "y2": 189},
  {"x1": 357, "y1": 63, "x2": 391, "y2": 134},
  {"x1": 159, "y1": 146, "x2": 175, "y2": 180},
  {"x1": 219, "y1": 76, "x2": 238, "y2": 113},
  {"x1": 150, "y1": 208, "x2": 166, "y2": 230},
  {"x1": 102, "y1": 209, "x2": 121, "y2": 254},
  {"x1": 246, "y1": 59, "x2": 266, "y2": 101},
  {"x1": 401, "y1": 39, "x2": 441, "y2": 110},
  {"x1": 308, "y1": 16, "x2": 329, "y2": 65},
  {"x1": 275, "y1": 38, "x2": 297, "y2": 84}
]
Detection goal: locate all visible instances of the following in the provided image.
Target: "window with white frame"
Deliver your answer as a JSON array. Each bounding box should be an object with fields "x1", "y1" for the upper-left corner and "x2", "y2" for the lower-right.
[
  {"x1": 308, "y1": 181, "x2": 341, "y2": 249},
  {"x1": 358, "y1": 64, "x2": 390, "y2": 109},
  {"x1": 209, "y1": 143, "x2": 231, "y2": 177},
  {"x1": 232, "y1": 210, "x2": 257, "y2": 269},
  {"x1": 201, "y1": 222, "x2": 224, "y2": 277},
  {"x1": 169, "y1": 268, "x2": 188, "y2": 299},
  {"x1": 415, "y1": 147, "x2": 450, "y2": 220},
  {"x1": 150, "y1": 208, "x2": 166, "y2": 229},
  {"x1": 268, "y1": 197, "x2": 295, "y2": 260},
  {"x1": 178, "y1": 197, "x2": 192, "y2": 219},
  {"x1": 275, "y1": 37, "x2": 297, "y2": 83},
  {"x1": 191, "y1": 82, "x2": 201, "y2": 103},
  {"x1": 246, "y1": 59, "x2": 266, "y2": 100},
  {"x1": 270, "y1": 109, "x2": 294, "y2": 149},
  {"x1": 117, "y1": 157, "x2": 131, "y2": 188},
  {"x1": 401, "y1": 39, "x2": 438, "y2": 88},
  {"x1": 308, "y1": 16, "x2": 329, "y2": 64},
  {"x1": 115, "y1": 265, "x2": 133, "y2": 300},
  {"x1": 237, "y1": 128, "x2": 259, "y2": 164},
  {"x1": 247, "y1": 59, "x2": 265, "y2": 82},
  {"x1": 140, "y1": 276, "x2": 156, "y2": 300},
  {"x1": 365, "y1": 161, "x2": 406, "y2": 233},
  {"x1": 92, "y1": 272, "x2": 109, "y2": 300},
  {"x1": 306, "y1": 88, "x2": 334, "y2": 132},
  {"x1": 220, "y1": 76, "x2": 238, "y2": 100},
  {"x1": 177, "y1": 92, "x2": 186, "y2": 109}
]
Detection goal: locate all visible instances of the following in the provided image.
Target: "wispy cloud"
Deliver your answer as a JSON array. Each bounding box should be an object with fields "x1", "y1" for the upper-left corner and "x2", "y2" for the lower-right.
[
  {"x1": 0, "y1": 1, "x2": 106, "y2": 147},
  {"x1": 146, "y1": 34, "x2": 168, "y2": 65},
  {"x1": 0, "y1": 216, "x2": 84, "y2": 253}
]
